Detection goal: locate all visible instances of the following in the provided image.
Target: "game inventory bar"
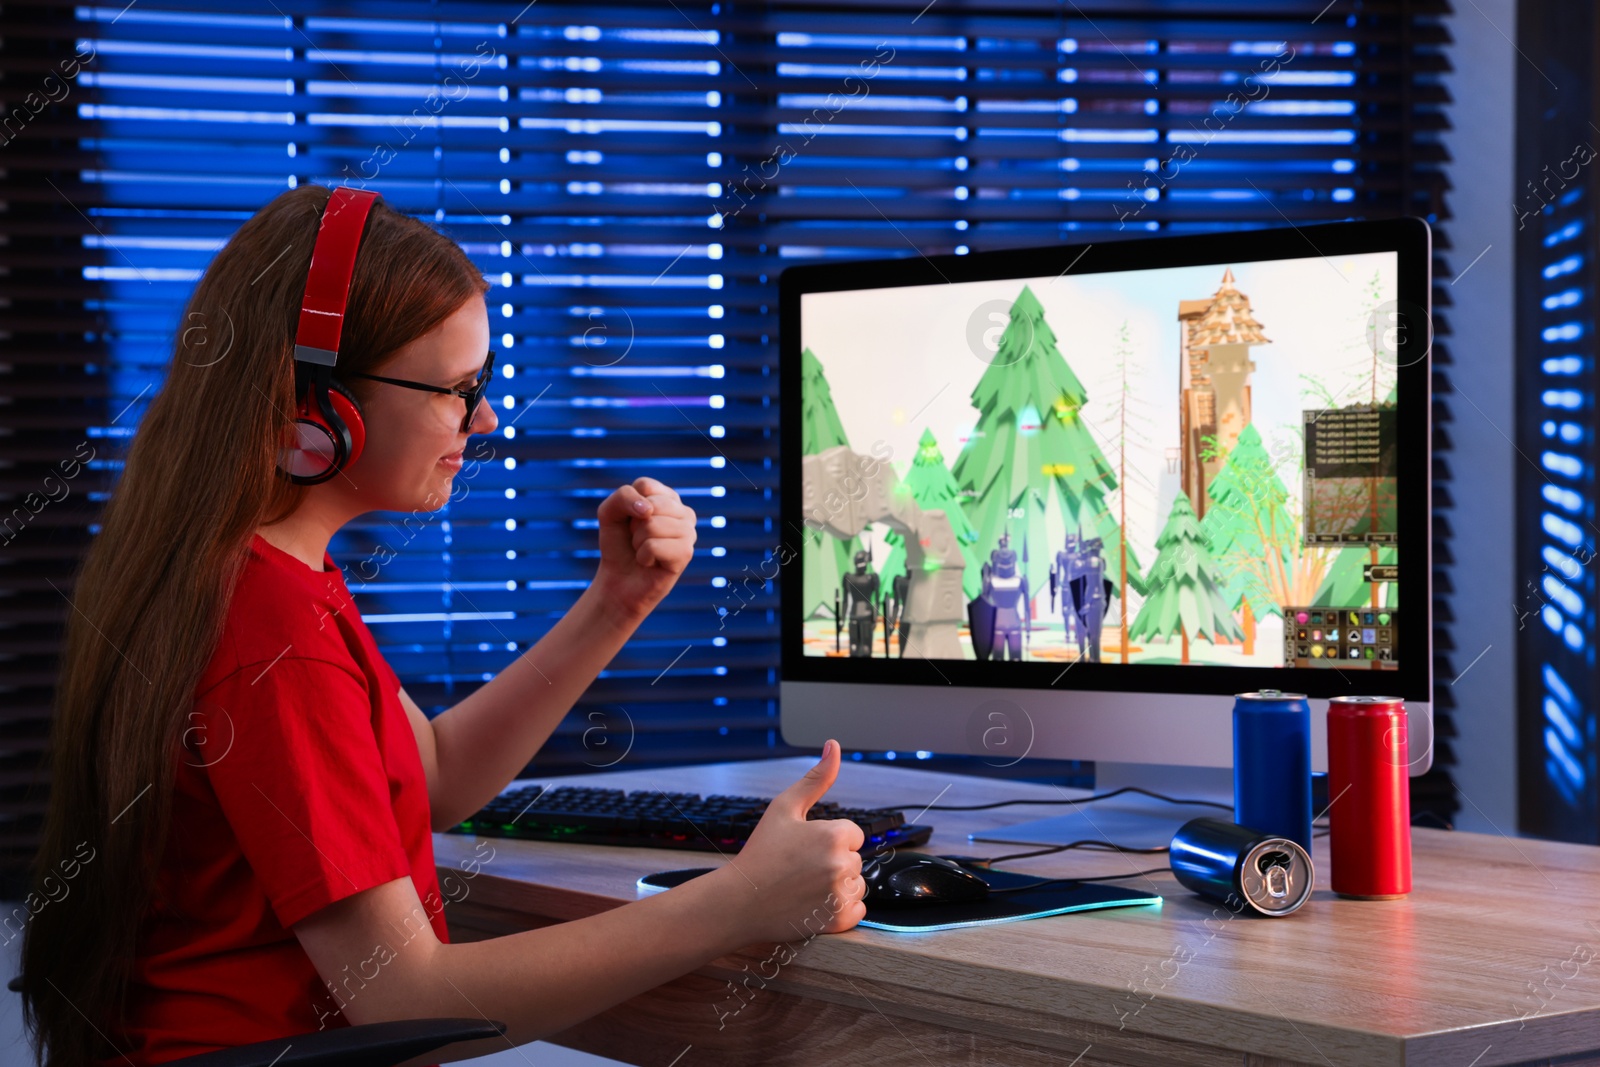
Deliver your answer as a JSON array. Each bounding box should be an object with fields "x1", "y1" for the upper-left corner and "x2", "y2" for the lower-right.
[{"x1": 1283, "y1": 607, "x2": 1398, "y2": 667}]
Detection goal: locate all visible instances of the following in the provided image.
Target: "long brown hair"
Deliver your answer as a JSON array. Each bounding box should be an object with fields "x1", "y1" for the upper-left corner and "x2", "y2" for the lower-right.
[{"x1": 20, "y1": 183, "x2": 490, "y2": 1067}]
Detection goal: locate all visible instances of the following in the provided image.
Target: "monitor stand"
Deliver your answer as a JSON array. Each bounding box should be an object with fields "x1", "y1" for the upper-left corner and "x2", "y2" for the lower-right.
[{"x1": 968, "y1": 761, "x2": 1233, "y2": 852}]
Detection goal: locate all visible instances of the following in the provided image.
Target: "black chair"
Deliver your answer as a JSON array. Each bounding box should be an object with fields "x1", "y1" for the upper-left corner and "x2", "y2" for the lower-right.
[{"x1": 5, "y1": 975, "x2": 507, "y2": 1067}]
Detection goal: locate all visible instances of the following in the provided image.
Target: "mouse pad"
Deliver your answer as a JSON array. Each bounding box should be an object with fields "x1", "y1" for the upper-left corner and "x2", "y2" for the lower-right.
[{"x1": 637, "y1": 867, "x2": 1162, "y2": 933}]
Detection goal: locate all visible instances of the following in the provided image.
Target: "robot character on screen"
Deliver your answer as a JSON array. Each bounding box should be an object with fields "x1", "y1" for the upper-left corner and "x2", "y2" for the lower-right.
[
  {"x1": 838, "y1": 542, "x2": 882, "y2": 658},
  {"x1": 966, "y1": 531, "x2": 1031, "y2": 661},
  {"x1": 1052, "y1": 533, "x2": 1082, "y2": 649},
  {"x1": 1050, "y1": 530, "x2": 1113, "y2": 663},
  {"x1": 881, "y1": 566, "x2": 911, "y2": 658}
]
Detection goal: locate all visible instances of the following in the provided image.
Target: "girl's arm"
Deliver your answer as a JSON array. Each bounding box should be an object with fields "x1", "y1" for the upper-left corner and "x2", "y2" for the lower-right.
[
  {"x1": 292, "y1": 744, "x2": 867, "y2": 1061},
  {"x1": 411, "y1": 582, "x2": 646, "y2": 831},
  {"x1": 300, "y1": 866, "x2": 753, "y2": 1063},
  {"x1": 416, "y1": 477, "x2": 696, "y2": 830}
]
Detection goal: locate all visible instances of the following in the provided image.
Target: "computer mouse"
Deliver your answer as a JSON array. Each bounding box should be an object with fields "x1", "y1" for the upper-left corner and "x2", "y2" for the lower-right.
[{"x1": 862, "y1": 850, "x2": 990, "y2": 907}]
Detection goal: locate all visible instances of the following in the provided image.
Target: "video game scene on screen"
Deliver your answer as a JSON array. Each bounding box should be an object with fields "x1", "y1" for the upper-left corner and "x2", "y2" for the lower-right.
[{"x1": 799, "y1": 253, "x2": 1400, "y2": 669}]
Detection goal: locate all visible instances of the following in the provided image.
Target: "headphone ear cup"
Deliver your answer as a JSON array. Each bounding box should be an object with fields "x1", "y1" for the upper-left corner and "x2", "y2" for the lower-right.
[
  {"x1": 278, "y1": 379, "x2": 366, "y2": 485},
  {"x1": 325, "y1": 380, "x2": 366, "y2": 468}
]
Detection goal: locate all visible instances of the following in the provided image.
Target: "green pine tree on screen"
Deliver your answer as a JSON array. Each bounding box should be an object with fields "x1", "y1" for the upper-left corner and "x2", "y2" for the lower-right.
[
  {"x1": 882, "y1": 428, "x2": 984, "y2": 601},
  {"x1": 1201, "y1": 424, "x2": 1293, "y2": 620},
  {"x1": 1130, "y1": 493, "x2": 1243, "y2": 663},
  {"x1": 799, "y1": 347, "x2": 861, "y2": 620},
  {"x1": 950, "y1": 285, "x2": 1142, "y2": 605}
]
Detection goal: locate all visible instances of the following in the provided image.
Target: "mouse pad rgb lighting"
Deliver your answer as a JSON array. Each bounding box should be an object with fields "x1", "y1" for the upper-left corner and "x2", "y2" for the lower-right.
[{"x1": 638, "y1": 866, "x2": 1162, "y2": 933}]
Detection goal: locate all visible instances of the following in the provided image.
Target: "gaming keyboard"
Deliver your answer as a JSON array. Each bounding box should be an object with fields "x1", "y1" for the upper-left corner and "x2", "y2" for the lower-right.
[{"x1": 447, "y1": 783, "x2": 933, "y2": 856}]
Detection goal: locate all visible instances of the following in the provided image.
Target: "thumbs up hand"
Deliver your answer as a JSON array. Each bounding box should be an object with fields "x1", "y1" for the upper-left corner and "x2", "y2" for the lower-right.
[{"x1": 715, "y1": 740, "x2": 867, "y2": 945}]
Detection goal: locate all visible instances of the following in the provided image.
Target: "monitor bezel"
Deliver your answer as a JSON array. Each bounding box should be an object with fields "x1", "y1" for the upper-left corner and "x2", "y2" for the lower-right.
[{"x1": 778, "y1": 217, "x2": 1433, "y2": 702}]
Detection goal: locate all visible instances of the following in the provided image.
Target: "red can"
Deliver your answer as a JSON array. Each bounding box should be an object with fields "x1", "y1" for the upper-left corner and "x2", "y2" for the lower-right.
[{"x1": 1327, "y1": 696, "x2": 1411, "y2": 899}]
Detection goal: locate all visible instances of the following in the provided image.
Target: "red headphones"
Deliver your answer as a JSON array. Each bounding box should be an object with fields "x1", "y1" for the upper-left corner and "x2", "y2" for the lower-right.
[{"x1": 277, "y1": 186, "x2": 380, "y2": 485}]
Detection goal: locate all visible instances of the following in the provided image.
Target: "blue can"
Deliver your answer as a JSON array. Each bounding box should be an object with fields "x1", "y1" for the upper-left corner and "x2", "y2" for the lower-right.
[
  {"x1": 1233, "y1": 690, "x2": 1312, "y2": 852},
  {"x1": 1170, "y1": 817, "x2": 1314, "y2": 916}
]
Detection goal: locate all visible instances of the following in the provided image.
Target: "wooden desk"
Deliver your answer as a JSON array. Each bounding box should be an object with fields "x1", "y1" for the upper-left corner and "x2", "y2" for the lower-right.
[{"x1": 435, "y1": 758, "x2": 1600, "y2": 1067}]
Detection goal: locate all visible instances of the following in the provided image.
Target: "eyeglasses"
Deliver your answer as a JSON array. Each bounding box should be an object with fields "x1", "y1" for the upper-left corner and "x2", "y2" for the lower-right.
[{"x1": 351, "y1": 350, "x2": 496, "y2": 432}]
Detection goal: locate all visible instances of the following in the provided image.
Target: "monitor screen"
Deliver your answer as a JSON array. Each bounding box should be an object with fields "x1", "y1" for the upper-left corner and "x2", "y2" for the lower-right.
[{"x1": 779, "y1": 220, "x2": 1431, "y2": 703}]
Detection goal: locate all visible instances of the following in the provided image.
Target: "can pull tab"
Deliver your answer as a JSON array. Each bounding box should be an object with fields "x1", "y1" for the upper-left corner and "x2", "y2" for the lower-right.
[{"x1": 1257, "y1": 850, "x2": 1293, "y2": 899}]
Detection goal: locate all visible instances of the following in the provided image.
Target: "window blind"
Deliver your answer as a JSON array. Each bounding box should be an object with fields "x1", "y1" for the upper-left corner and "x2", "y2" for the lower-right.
[
  {"x1": 1515, "y1": 1, "x2": 1597, "y2": 843},
  {"x1": 0, "y1": 0, "x2": 1456, "y2": 895}
]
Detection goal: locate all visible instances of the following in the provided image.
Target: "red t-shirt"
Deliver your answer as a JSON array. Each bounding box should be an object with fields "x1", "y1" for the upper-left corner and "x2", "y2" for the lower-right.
[{"x1": 108, "y1": 533, "x2": 450, "y2": 1065}]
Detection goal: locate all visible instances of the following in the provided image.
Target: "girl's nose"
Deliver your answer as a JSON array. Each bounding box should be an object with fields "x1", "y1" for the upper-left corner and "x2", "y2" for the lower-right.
[{"x1": 470, "y1": 392, "x2": 500, "y2": 435}]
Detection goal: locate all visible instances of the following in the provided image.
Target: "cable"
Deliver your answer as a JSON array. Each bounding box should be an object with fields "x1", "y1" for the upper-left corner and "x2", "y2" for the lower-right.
[
  {"x1": 871, "y1": 787, "x2": 1209, "y2": 878},
  {"x1": 893, "y1": 786, "x2": 1452, "y2": 829},
  {"x1": 937, "y1": 839, "x2": 1172, "y2": 894},
  {"x1": 895, "y1": 785, "x2": 1426, "y2": 892},
  {"x1": 891, "y1": 784, "x2": 1234, "y2": 814},
  {"x1": 964, "y1": 839, "x2": 1169, "y2": 867},
  {"x1": 987, "y1": 867, "x2": 1172, "y2": 895},
  {"x1": 957, "y1": 826, "x2": 1332, "y2": 892}
]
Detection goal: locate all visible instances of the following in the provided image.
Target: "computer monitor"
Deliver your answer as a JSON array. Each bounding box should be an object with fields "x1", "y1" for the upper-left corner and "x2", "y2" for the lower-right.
[{"x1": 777, "y1": 219, "x2": 1432, "y2": 846}]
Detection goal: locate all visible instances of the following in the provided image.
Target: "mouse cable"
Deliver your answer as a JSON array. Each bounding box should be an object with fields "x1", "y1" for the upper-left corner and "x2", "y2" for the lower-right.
[
  {"x1": 882, "y1": 785, "x2": 1233, "y2": 814},
  {"x1": 973, "y1": 828, "x2": 1333, "y2": 866},
  {"x1": 964, "y1": 828, "x2": 1334, "y2": 885},
  {"x1": 986, "y1": 867, "x2": 1172, "y2": 895},
  {"x1": 881, "y1": 789, "x2": 1454, "y2": 831},
  {"x1": 962, "y1": 839, "x2": 1169, "y2": 867}
]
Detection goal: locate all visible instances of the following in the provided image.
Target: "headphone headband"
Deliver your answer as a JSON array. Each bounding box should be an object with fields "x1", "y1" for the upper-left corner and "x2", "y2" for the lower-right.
[
  {"x1": 294, "y1": 186, "x2": 380, "y2": 368},
  {"x1": 278, "y1": 185, "x2": 379, "y2": 485}
]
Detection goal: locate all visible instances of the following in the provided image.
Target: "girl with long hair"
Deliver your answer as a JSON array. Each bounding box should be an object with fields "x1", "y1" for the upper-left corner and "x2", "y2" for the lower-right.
[{"x1": 19, "y1": 183, "x2": 866, "y2": 1066}]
